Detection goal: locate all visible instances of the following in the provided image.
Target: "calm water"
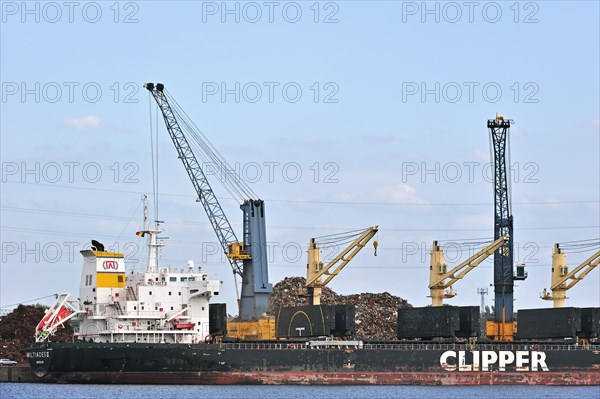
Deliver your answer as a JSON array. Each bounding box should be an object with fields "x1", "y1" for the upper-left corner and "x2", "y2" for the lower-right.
[{"x1": 0, "y1": 384, "x2": 599, "y2": 399}]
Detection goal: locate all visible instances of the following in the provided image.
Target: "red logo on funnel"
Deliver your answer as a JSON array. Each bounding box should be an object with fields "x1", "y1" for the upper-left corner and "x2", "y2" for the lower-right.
[{"x1": 103, "y1": 260, "x2": 118, "y2": 270}]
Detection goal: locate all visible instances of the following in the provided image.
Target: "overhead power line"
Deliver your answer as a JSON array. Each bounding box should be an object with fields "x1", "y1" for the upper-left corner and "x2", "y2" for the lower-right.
[
  {"x1": 2, "y1": 206, "x2": 599, "y2": 233},
  {"x1": 3, "y1": 181, "x2": 598, "y2": 207}
]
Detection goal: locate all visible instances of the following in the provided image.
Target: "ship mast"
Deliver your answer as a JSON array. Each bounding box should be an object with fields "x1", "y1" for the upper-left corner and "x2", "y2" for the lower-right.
[{"x1": 141, "y1": 194, "x2": 163, "y2": 273}]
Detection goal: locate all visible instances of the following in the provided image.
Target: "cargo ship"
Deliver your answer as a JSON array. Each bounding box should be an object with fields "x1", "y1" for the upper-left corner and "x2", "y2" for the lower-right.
[
  {"x1": 23, "y1": 341, "x2": 600, "y2": 385},
  {"x1": 23, "y1": 215, "x2": 600, "y2": 385},
  {"x1": 22, "y1": 85, "x2": 600, "y2": 385}
]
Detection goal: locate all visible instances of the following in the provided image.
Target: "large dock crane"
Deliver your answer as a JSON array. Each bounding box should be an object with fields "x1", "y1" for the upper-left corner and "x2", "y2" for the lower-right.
[
  {"x1": 144, "y1": 83, "x2": 272, "y2": 322},
  {"x1": 428, "y1": 236, "x2": 508, "y2": 306},
  {"x1": 486, "y1": 115, "x2": 526, "y2": 340},
  {"x1": 306, "y1": 227, "x2": 379, "y2": 305},
  {"x1": 541, "y1": 242, "x2": 600, "y2": 307}
]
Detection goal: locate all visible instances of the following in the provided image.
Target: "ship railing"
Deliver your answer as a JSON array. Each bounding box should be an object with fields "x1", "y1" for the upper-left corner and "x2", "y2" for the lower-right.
[
  {"x1": 213, "y1": 342, "x2": 599, "y2": 351},
  {"x1": 361, "y1": 343, "x2": 600, "y2": 351},
  {"x1": 213, "y1": 341, "x2": 600, "y2": 351},
  {"x1": 220, "y1": 343, "x2": 309, "y2": 350}
]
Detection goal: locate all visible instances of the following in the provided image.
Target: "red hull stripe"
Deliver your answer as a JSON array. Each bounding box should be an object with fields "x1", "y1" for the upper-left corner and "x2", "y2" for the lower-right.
[{"x1": 49, "y1": 371, "x2": 600, "y2": 386}]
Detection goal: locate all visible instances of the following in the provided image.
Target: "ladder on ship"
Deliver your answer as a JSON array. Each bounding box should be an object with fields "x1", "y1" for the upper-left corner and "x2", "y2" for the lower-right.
[
  {"x1": 127, "y1": 286, "x2": 137, "y2": 301},
  {"x1": 114, "y1": 301, "x2": 124, "y2": 316}
]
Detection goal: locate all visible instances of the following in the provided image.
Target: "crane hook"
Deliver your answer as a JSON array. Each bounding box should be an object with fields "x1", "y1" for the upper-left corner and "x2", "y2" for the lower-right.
[{"x1": 373, "y1": 240, "x2": 378, "y2": 256}]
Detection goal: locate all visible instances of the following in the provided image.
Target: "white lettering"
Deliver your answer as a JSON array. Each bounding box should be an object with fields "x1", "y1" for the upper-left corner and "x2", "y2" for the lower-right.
[
  {"x1": 531, "y1": 351, "x2": 549, "y2": 371},
  {"x1": 498, "y1": 351, "x2": 515, "y2": 371},
  {"x1": 458, "y1": 351, "x2": 472, "y2": 371},
  {"x1": 439, "y1": 350, "x2": 548, "y2": 372},
  {"x1": 26, "y1": 351, "x2": 50, "y2": 358},
  {"x1": 472, "y1": 350, "x2": 480, "y2": 371},
  {"x1": 440, "y1": 350, "x2": 456, "y2": 371},
  {"x1": 516, "y1": 351, "x2": 529, "y2": 371},
  {"x1": 481, "y1": 351, "x2": 498, "y2": 371}
]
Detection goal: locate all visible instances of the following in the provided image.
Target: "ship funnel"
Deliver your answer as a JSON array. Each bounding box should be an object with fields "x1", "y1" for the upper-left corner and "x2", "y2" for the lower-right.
[{"x1": 91, "y1": 240, "x2": 105, "y2": 252}]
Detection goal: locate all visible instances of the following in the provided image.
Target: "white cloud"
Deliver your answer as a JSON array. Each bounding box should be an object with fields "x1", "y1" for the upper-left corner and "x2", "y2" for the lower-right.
[
  {"x1": 62, "y1": 115, "x2": 103, "y2": 130},
  {"x1": 335, "y1": 192, "x2": 359, "y2": 202},
  {"x1": 335, "y1": 183, "x2": 428, "y2": 206},
  {"x1": 374, "y1": 183, "x2": 429, "y2": 204}
]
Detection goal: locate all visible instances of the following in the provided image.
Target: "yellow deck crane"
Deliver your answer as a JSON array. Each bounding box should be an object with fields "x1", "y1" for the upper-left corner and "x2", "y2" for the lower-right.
[
  {"x1": 428, "y1": 236, "x2": 509, "y2": 307},
  {"x1": 306, "y1": 227, "x2": 379, "y2": 305},
  {"x1": 541, "y1": 243, "x2": 600, "y2": 308}
]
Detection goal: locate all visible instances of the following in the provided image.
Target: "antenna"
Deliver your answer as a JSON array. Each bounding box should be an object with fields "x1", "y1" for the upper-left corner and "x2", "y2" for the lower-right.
[{"x1": 477, "y1": 287, "x2": 489, "y2": 313}]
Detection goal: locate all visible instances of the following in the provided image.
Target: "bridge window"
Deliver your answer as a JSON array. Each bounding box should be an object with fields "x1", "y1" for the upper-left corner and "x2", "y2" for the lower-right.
[
  {"x1": 170, "y1": 277, "x2": 176, "y2": 282},
  {"x1": 181, "y1": 277, "x2": 188, "y2": 282}
]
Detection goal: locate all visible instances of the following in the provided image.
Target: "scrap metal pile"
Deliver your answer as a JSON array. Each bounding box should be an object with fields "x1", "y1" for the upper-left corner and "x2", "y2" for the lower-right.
[
  {"x1": 270, "y1": 277, "x2": 411, "y2": 340},
  {"x1": 0, "y1": 305, "x2": 73, "y2": 364}
]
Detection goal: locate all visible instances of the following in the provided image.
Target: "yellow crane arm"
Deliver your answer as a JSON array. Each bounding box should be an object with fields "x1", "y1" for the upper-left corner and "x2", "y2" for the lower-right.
[
  {"x1": 429, "y1": 236, "x2": 508, "y2": 290},
  {"x1": 306, "y1": 226, "x2": 378, "y2": 288},
  {"x1": 551, "y1": 249, "x2": 600, "y2": 291}
]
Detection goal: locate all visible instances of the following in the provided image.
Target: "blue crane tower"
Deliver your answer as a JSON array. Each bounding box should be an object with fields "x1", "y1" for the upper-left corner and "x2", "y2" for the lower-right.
[{"x1": 487, "y1": 116, "x2": 527, "y2": 338}]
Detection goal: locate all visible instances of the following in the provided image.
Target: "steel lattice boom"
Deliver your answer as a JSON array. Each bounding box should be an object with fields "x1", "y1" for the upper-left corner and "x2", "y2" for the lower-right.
[
  {"x1": 145, "y1": 83, "x2": 243, "y2": 277},
  {"x1": 145, "y1": 83, "x2": 272, "y2": 321}
]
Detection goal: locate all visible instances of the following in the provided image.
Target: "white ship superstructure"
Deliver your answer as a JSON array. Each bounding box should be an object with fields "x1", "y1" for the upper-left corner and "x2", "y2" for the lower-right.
[
  {"x1": 76, "y1": 247, "x2": 220, "y2": 344},
  {"x1": 37, "y1": 197, "x2": 222, "y2": 344}
]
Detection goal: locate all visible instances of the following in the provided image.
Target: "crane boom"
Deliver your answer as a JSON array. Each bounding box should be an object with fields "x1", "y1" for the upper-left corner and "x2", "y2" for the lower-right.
[
  {"x1": 306, "y1": 226, "x2": 378, "y2": 305},
  {"x1": 541, "y1": 243, "x2": 600, "y2": 307},
  {"x1": 428, "y1": 236, "x2": 508, "y2": 306},
  {"x1": 144, "y1": 83, "x2": 243, "y2": 276},
  {"x1": 145, "y1": 83, "x2": 272, "y2": 320}
]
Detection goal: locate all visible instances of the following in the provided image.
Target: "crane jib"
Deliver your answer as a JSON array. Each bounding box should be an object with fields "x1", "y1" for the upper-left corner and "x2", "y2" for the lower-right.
[
  {"x1": 144, "y1": 83, "x2": 272, "y2": 320},
  {"x1": 144, "y1": 83, "x2": 243, "y2": 276}
]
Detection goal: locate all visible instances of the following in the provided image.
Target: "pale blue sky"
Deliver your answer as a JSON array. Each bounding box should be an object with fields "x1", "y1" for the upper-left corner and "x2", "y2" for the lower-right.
[{"x1": 1, "y1": 1, "x2": 599, "y2": 313}]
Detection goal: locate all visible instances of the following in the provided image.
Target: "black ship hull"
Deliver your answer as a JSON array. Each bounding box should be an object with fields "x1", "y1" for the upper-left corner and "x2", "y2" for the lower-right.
[{"x1": 24, "y1": 342, "x2": 600, "y2": 385}]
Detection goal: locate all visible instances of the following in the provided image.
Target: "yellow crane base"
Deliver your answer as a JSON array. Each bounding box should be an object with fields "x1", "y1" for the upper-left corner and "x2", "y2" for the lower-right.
[
  {"x1": 486, "y1": 321, "x2": 517, "y2": 341},
  {"x1": 227, "y1": 318, "x2": 275, "y2": 340}
]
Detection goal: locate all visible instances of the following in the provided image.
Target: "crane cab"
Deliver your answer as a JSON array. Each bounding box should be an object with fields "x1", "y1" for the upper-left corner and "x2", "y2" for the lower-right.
[{"x1": 227, "y1": 243, "x2": 251, "y2": 260}]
